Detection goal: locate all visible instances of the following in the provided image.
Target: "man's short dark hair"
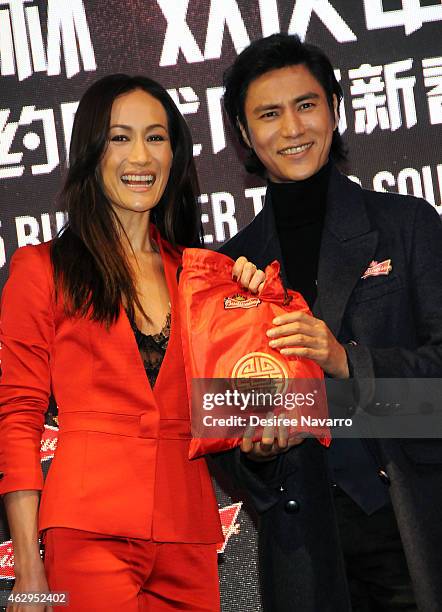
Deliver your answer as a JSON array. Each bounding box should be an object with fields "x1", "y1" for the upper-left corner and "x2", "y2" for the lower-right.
[{"x1": 223, "y1": 33, "x2": 346, "y2": 177}]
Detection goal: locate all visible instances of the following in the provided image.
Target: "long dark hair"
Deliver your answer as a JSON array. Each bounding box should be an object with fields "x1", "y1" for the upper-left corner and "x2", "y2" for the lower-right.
[
  {"x1": 223, "y1": 34, "x2": 347, "y2": 177},
  {"x1": 51, "y1": 74, "x2": 202, "y2": 325}
]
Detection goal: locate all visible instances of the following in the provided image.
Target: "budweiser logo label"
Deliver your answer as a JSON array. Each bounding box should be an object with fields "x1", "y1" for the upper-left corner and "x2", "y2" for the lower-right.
[
  {"x1": 0, "y1": 540, "x2": 15, "y2": 579},
  {"x1": 217, "y1": 502, "x2": 242, "y2": 554},
  {"x1": 224, "y1": 294, "x2": 261, "y2": 310},
  {"x1": 362, "y1": 259, "x2": 392, "y2": 279},
  {"x1": 40, "y1": 425, "x2": 58, "y2": 462}
]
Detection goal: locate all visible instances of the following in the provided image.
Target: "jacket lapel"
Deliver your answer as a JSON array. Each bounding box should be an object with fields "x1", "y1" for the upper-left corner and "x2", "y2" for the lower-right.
[
  {"x1": 247, "y1": 192, "x2": 289, "y2": 286},
  {"x1": 314, "y1": 167, "x2": 378, "y2": 337},
  {"x1": 150, "y1": 227, "x2": 182, "y2": 396}
]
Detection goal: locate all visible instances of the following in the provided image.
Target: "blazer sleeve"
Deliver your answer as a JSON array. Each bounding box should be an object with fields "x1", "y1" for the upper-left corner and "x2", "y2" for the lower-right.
[
  {"x1": 345, "y1": 200, "x2": 442, "y2": 405},
  {"x1": 209, "y1": 447, "x2": 285, "y2": 513},
  {"x1": 0, "y1": 245, "x2": 55, "y2": 494}
]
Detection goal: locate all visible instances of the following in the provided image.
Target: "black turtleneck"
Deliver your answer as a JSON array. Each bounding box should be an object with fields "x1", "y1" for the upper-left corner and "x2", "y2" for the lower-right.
[{"x1": 269, "y1": 161, "x2": 331, "y2": 308}]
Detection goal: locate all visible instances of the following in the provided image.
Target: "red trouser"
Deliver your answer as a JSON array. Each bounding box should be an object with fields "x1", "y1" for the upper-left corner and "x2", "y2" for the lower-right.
[{"x1": 43, "y1": 528, "x2": 220, "y2": 611}]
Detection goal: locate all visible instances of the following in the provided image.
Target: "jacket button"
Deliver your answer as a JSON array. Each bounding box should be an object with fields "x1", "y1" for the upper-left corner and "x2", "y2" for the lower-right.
[
  {"x1": 378, "y1": 469, "x2": 390, "y2": 485},
  {"x1": 284, "y1": 499, "x2": 300, "y2": 513}
]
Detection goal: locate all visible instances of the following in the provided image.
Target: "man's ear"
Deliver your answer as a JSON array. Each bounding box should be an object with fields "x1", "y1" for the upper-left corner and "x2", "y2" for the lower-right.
[
  {"x1": 237, "y1": 119, "x2": 252, "y2": 148},
  {"x1": 332, "y1": 94, "x2": 339, "y2": 130}
]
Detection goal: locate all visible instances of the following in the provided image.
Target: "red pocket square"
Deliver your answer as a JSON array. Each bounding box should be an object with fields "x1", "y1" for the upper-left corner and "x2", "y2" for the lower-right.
[{"x1": 361, "y1": 259, "x2": 392, "y2": 279}]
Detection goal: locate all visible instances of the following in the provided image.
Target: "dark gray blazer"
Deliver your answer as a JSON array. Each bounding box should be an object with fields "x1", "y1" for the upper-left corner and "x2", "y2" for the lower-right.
[{"x1": 213, "y1": 165, "x2": 442, "y2": 612}]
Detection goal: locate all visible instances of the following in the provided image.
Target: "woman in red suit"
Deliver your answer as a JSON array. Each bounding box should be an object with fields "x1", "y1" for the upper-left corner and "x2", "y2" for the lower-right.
[{"x1": 0, "y1": 74, "x2": 262, "y2": 611}]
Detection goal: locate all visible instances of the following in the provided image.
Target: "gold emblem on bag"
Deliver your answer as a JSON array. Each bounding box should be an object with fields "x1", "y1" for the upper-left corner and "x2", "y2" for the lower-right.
[{"x1": 232, "y1": 352, "x2": 288, "y2": 394}]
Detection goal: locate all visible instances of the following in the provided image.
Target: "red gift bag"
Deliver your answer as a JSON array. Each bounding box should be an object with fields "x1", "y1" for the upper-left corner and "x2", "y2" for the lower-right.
[{"x1": 179, "y1": 248, "x2": 329, "y2": 459}]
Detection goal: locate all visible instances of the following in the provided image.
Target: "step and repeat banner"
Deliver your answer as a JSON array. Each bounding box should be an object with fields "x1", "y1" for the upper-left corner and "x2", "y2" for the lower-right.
[{"x1": 1, "y1": 1, "x2": 442, "y2": 610}]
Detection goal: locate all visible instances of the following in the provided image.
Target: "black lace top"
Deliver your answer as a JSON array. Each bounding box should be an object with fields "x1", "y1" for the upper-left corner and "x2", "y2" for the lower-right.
[{"x1": 128, "y1": 310, "x2": 171, "y2": 388}]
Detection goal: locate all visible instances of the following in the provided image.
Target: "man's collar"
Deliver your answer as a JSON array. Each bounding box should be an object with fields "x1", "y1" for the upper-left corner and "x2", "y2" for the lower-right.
[{"x1": 264, "y1": 163, "x2": 372, "y2": 242}]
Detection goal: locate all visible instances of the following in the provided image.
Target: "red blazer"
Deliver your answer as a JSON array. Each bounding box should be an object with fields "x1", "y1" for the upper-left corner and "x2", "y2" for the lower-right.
[{"x1": 0, "y1": 227, "x2": 222, "y2": 543}]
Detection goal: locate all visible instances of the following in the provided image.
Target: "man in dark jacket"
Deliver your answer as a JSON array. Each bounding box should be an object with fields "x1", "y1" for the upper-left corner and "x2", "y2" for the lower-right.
[{"x1": 214, "y1": 34, "x2": 442, "y2": 612}]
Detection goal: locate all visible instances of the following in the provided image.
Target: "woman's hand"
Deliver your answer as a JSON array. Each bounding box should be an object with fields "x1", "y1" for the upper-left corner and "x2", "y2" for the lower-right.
[
  {"x1": 3, "y1": 492, "x2": 52, "y2": 611},
  {"x1": 232, "y1": 256, "x2": 266, "y2": 293},
  {"x1": 240, "y1": 412, "x2": 305, "y2": 461},
  {"x1": 9, "y1": 559, "x2": 53, "y2": 612}
]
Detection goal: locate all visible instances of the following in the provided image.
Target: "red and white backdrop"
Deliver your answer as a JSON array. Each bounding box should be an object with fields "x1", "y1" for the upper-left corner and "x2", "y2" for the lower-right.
[{"x1": 1, "y1": 0, "x2": 441, "y2": 609}]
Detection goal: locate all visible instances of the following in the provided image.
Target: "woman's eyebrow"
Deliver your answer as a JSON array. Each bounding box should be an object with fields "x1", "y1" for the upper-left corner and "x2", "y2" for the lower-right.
[{"x1": 109, "y1": 123, "x2": 168, "y2": 130}]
